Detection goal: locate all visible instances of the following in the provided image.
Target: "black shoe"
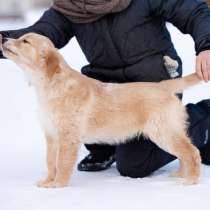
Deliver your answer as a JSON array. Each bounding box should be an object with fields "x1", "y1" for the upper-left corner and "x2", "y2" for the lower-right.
[
  {"x1": 77, "y1": 153, "x2": 115, "y2": 172},
  {"x1": 197, "y1": 99, "x2": 210, "y2": 165},
  {"x1": 200, "y1": 139, "x2": 210, "y2": 165},
  {"x1": 197, "y1": 99, "x2": 210, "y2": 115}
]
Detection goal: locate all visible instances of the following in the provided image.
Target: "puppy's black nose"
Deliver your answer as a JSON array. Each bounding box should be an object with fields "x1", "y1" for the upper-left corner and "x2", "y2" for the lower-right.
[{"x1": 2, "y1": 37, "x2": 9, "y2": 44}]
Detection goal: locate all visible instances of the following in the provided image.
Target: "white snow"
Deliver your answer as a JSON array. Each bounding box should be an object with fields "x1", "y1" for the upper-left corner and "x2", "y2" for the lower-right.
[{"x1": 0, "y1": 9, "x2": 210, "y2": 210}]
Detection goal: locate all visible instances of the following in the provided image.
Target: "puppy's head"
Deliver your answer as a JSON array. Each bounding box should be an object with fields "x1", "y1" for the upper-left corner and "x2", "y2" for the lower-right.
[{"x1": 2, "y1": 33, "x2": 60, "y2": 80}]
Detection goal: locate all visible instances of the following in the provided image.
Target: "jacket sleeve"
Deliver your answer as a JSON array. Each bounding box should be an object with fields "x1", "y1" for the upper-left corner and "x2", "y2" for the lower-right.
[
  {"x1": 0, "y1": 7, "x2": 74, "y2": 57},
  {"x1": 148, "y1": 0, "x2": 210, "y2": 55}
]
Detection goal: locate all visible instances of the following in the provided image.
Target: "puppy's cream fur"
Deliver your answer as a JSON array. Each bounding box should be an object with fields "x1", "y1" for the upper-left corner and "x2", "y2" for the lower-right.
[{"x1": 2, "y1": 33, "x2": 202, "y2": 188}]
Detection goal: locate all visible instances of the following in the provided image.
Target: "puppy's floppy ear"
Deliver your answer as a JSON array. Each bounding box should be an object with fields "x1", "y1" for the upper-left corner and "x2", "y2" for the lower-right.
[{"x1": 43, "y1": 49, "x2": 60, "y2": 79}]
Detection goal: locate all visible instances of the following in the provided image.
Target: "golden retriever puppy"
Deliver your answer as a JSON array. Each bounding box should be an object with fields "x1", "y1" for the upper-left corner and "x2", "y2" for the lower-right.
[{"x1": 1, "y1": 33, "x2": 202, "y2": 188}]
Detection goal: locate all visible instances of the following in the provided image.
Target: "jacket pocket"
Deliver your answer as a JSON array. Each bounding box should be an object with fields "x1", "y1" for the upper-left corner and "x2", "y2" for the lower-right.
[{"x1": 123, "y1": 54, "x2": 173, "y2": 82}]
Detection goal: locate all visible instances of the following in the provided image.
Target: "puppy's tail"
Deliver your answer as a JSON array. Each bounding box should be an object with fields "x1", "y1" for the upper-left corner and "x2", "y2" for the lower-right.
[{"x1": 159, "y1": 73, "x2": 201, "y2": 94}]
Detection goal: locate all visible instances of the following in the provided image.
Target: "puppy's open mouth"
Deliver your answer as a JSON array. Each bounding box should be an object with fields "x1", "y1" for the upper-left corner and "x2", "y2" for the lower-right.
[{"x1": 2, "y1": 46, "x2": 18, "y2": 56}]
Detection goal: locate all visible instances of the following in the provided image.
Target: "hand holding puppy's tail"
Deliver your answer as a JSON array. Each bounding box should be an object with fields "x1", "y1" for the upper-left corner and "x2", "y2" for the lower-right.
[{"x1": 159, "y1": 73, "x2": 201, "y2": 94}]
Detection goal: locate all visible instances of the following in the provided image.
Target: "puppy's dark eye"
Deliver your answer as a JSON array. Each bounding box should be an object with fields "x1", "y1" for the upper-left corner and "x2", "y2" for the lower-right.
[{"x1": 23, "y1": 39, "x2": 30, "y2": 44}]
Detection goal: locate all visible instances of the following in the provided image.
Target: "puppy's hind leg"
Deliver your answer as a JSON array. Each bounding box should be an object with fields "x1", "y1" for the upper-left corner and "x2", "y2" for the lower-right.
[
  {"x1": 170, "y1": 134, "x2": 201, "y2": 185},
  {"x1": 146, "y1": 130, "x2": 201, "y2": 184}
]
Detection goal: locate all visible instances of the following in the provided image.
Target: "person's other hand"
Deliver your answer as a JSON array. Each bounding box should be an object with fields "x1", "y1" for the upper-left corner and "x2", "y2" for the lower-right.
[{"x1": 196, "y1": 50, "x2": 210, "y2": 82}]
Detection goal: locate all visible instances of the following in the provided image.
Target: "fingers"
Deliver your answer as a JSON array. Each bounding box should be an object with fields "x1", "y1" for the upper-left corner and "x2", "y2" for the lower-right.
[
  {"x1": 201, "y1": 58, "x2": 210, "y2": 82},
  {"x1": 206, "y1": 60, "x2": 210, "y2": 81},
  {"x1": 0, "y1": 34, "x2": 2, "y2": 51},
  {"x1": 196, "y1": 56, "x2": 203, "y2": 80},
  {"x1": 201, "y1": 59, "x2": 209, "y2": 82},
  {"x1": 196, "y1": 51, "x2": 210, "y2": 82}
]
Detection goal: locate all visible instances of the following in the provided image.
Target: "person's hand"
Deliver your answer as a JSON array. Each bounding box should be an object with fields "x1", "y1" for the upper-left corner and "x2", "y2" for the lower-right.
[{"x1": 196, "y1": 50, "x2": 210, "y2": 82}]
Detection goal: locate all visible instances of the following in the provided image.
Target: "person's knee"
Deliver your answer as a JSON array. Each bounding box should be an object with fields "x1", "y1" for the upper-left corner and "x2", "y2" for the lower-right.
[{"x1": 116, "y1": 160, "x2": 152, "y2": 178}]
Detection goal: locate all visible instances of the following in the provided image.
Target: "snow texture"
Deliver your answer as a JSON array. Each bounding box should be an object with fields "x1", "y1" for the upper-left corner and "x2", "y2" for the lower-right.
[{"x1": 0, "y1": 9, "x2": 210, "y2": 210}]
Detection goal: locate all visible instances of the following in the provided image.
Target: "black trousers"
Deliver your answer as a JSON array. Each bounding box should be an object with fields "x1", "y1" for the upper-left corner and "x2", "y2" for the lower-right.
[{"x1": 85, "y1": 103, "x2": 210, "y2": 178}]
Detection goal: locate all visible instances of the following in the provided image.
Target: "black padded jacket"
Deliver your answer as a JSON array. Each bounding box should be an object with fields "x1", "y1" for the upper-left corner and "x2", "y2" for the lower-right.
[{"x1": 1, "y1": 0, "x2": 210, "y2": 82}]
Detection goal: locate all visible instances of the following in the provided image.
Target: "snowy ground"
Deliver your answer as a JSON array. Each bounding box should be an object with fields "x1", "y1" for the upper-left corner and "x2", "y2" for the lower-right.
[{"x1": 1, "y1": 9, "x2": 210, "y2": 210}]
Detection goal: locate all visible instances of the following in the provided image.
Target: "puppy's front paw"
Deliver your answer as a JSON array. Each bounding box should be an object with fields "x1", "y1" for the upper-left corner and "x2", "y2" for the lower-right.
[
  {"x1": 36, "y1": 178, "x2": 53, "y2": 188},
  {"x1": 36, "y1": 179, "x2": 68, "y2": 188},
  {"x1": 183, "y1": 177, "x2": 199, "y2": 185},
  {"x1": 170, "y1": 170, "x2": 184, "y2": 178}
]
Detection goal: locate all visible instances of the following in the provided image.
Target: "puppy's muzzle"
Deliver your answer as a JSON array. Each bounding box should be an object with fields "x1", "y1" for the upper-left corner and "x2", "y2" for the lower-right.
[{"x1": 2, "y1": 39, "x2": 18, "y2": 56}]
